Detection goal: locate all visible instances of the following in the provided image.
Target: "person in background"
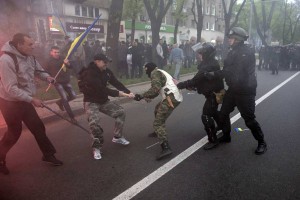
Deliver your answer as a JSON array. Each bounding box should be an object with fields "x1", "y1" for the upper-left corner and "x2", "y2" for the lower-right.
[
  {"x1": 156, "y1": 39, "x2": 164, "y2": 69},
  {"x1": 78, "y1": 53, "x2": 134, "y2": 160},
  {"x1": 169, "y1": 43, "x2": 184, "y2": 80},
  {"x1": 0, "y1": 33, "x2": 63, "y2": 175},
  {"x1": 183, "y1": 40, "x2": 194, "y2": 68},
  {"x1": 118, "y1": 41, "x2": 129, "y2": 79},
  {"x1": 45, "y1": 46, "x2": 77, "y2": 124}
]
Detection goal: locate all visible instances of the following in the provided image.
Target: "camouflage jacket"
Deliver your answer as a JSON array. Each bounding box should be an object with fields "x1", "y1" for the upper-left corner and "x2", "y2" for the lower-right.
[{"x1": 142, "y1": 69, "x2": 166, "y2": 99}]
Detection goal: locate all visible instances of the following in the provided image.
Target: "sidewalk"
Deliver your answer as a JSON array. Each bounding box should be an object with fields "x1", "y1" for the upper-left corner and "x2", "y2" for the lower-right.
[{"x1": 0, "y1": 73, "x2": 195, "y2": 132}]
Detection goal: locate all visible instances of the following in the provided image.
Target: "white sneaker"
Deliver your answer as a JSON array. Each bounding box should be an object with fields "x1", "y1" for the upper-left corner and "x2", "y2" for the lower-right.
[
  {"x1": 93, "y1": 148, "x2": 102, "y2": 160},
  {"x1": 112, "y1": 137, "x2": 130, "y2": 145}
]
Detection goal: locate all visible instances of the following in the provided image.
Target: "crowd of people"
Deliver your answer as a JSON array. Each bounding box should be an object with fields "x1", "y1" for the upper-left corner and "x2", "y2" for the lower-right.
[
  {"x1": 0, "y1": 27, "x2": 269, "y2": 175},
  {"x1": 257, "y1": 44, "x2": 300, "y2": 74}
]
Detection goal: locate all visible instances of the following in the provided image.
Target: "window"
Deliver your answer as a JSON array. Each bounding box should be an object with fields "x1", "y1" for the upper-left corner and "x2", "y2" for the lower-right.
[
  {"x1": 211, "y1": 23, "x2": 215, "y2": 31},
  {"x1": 82, "y1": 6, "x2": 87, "y2": 17},
  {"x1": 95, "y1": 8, "x2": 99, "y2": 17},
  {"x1": 206, "y1": 22, "x2": 209, "y2": 30},
  {"x1": 211, "y1": 5, "x2": 216, "y2": 16},
  {"x1": 206, "y1": 6, "x2": 210, "y2": 15},
  {"x1": 88, "y1": 7, "x2": 93, "y2": 18},
  {"x1": 75, "y1": 5, "x2": 80, "y2": 16}
]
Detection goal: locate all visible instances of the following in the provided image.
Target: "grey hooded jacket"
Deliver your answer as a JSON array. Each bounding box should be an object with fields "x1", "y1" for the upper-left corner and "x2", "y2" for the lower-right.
[{"x1": 0, "y1": 41, "x2": 50, "y2": 103}]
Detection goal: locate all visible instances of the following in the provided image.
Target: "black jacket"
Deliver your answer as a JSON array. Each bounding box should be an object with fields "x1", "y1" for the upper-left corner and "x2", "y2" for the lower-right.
[
  {"x1": 46, "y1": 56, "x2": 72, "y2": 84},
  {"x1": 218, "y1": 43, "x2": 257, "y2": 95},
  {"x1": 179, "y1": 59, "x2": 224, "y2": 97},
  {"x1": 79, "y1": 63, "x2": 130, "y2": 104}
]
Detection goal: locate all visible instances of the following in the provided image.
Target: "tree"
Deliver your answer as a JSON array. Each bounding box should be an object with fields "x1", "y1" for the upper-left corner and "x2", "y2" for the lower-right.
[
  {"x1": 143, "y1": 0, "x2": 173, "y2": 61},
  {"x1": 172, "y1": 0, "x2": 186, "y2": 44},
  {"x1": 106, "y1": 0, "x2": 124, "y2": 74},
  {"x1": 281, "y1": 0, "x2": 300, "y2": 44},
  {"x1": 252, "y1": 0, "x2": 277, "y2": 46},
  {"x1": 221, "y1": 0, "x2": 246, "y2": 54},
  {"x1": 191, "y1": 0, "x2": 203, "y2": 43},
  {"x1": 123, "y1": 0, "x2": 144, "y2": 43}
]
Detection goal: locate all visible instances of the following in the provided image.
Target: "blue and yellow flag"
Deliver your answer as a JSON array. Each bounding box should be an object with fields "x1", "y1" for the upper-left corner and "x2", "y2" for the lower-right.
[
  {"x1": 62, "y1": 14, "x2": 102, "y2": 71},
  {"x1": 234, "y1": 128, "x2": 249, "y2": 133}
]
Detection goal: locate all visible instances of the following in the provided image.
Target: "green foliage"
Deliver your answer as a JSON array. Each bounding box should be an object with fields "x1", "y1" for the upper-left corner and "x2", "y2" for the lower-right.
[
  {"x1": 237, "y1": 0, "x2": 300, "y2": 44},
  {"x1": 123, "y1": 0, "x2": 144, "y2": 20}
]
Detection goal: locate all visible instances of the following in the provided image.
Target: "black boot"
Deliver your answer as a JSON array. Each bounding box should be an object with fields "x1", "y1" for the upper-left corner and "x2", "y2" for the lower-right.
[
  {"x1": 148, "y1": 132, "x2": 157, "y2": 138},
  {"x1": 204, "y1": 129, "x2": 219, "y2": 150},
  {"x1": 0, "y1": 161, "x2": 9, "y2": 175},
  {"x1": 203, "y1": 141, "x2": 219, "y2": 150},
  {"x1": 156, "y1": 141, "x2": 173, "y2": 160},
  {"x1": 218, "y1": 133, "x2": 231, "y2": 143},
  {"x1": 255, "y1": 141, "x2": 267, "y2": 155}
]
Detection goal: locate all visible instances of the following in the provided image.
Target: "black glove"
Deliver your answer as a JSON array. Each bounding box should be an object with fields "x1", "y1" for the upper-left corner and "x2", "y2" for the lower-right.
[
  {"x1": 203, "y1": 71, "x2": 214, "y2": 80},
  {"x1": 177, "y1": 82, "x2": 186, "y2": 89},
  {"x1": 134, "y1": 94, "x2": 143, "y2": 101}
]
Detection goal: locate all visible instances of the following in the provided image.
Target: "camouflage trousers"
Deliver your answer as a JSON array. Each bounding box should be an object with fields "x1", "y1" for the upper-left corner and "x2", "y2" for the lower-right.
[
  {"x1": 85, "y1": 101, "x2": 125, "y2": 148},
  {"x1": 154, "y1": 94, "x2": 181, "y2": 143}
]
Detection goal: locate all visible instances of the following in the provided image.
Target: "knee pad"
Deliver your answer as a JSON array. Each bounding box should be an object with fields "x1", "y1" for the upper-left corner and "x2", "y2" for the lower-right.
[{"x1": 201, "y1": 115, "x2": 215, "y2": 129}]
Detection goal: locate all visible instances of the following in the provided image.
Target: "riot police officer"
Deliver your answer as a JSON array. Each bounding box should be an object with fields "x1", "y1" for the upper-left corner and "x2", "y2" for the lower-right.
[
  {"x1": 207, "y1": 27, "x2": 267, "y2": 155},
  {"x1": 177, "y1": 43, "x2": 224, "y2": 150}
]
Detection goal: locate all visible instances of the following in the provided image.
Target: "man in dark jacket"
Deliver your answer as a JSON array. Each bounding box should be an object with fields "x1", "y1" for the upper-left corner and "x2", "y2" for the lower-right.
[
  {"x1": 177, "y1": 43, "x2": 224, "y2": 150},
  {"x1": 78, "y1": 53, "x2": 134, "y2": 160},
  {"x1": 207, "y1": 27, "x2": 267, "y2": 155},
  {"x1": 45, "y1": 46, "x2": 77, "y2": 124}
]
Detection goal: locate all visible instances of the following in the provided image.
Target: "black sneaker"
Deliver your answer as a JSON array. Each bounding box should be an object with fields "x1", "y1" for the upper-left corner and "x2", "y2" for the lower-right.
[
  {"x1": 203, "y1": 142, "x2": 219, "y2": 150},
  {"x1": 42, "y1": 155, "x2": 63, "y2": 166},
  {"x1": 0, "y1": 161, "x2": 9, "y2": 175},
  {"x1": 255, "y1": 142, "x2": 267, "y2": 155},
  {"x1": 56, "y1": 101, "x2": 65, "y2": 111},
  {"x1": 218, "y1": 135, "x2": 231, "y2": 143}
]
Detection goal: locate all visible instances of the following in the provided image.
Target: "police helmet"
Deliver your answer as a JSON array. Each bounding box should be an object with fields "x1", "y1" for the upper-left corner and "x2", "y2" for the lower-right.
[
  {"x1": 228, "y1": 27, "x2": 248, "y2": 41},
  {"x1": 198, "y1": 42, "x2": 216, "y2": 60}
]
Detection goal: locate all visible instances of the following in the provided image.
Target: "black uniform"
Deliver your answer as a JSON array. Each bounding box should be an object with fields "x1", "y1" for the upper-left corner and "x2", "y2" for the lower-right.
[
  {"x1": 178, "y1": 58, "x2": 224, "y2": 147},
  {"x1": 215, "y1": 42, "x2": 266, "y2": 149}
]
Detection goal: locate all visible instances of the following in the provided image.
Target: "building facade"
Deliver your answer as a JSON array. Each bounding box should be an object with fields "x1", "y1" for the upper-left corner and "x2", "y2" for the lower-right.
[{"x1": 1, "y1": 0, "x2": 227, "y2": 46}]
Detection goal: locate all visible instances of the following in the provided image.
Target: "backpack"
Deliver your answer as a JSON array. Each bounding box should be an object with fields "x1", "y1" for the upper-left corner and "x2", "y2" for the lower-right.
[
  {"x1": 77, "y1": 67, "x2": 94, "y2": 94},
  {"x1": 2, "y1": 52, "x2": 36, "y2": 74},
  {"x1": 4, "y1": 52, "x2": 19, "y2": 73}
]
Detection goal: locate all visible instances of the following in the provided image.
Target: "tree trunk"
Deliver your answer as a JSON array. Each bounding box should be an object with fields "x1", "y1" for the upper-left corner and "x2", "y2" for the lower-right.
[
  {"x1": 144, "y1": 0, "x2": 173, "y2": 62},
  {"x1": 174, "y1": 19, "x2": 179, "y2": 44},
  {"x1": 131, "y1": 18, "x2": 136, "y2": 44},
  {"x1": 106, "y1": 0, "x2": 124, "y2": 74}
]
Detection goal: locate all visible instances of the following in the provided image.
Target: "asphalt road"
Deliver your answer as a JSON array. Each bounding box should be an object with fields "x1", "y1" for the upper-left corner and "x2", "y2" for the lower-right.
[{"x1": 1, "y1": 70, "x2": 300, "y2": 200}]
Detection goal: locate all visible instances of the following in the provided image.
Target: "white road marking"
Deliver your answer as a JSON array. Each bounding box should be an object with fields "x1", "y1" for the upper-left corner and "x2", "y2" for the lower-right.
[{"x1": 113, "y1": 72, "x2": 300, "y2": 200}]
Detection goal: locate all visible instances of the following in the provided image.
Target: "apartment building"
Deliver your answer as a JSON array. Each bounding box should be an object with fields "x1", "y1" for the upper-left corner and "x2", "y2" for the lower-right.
[{"x1": 1, "y1": 0, "x2": 227, "y2": 46}]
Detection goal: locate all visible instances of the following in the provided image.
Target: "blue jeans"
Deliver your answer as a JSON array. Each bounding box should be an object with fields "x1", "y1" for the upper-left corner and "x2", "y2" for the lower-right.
[{"x1": 55, "y1": 83, "x2": 77, "y2": 119}]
